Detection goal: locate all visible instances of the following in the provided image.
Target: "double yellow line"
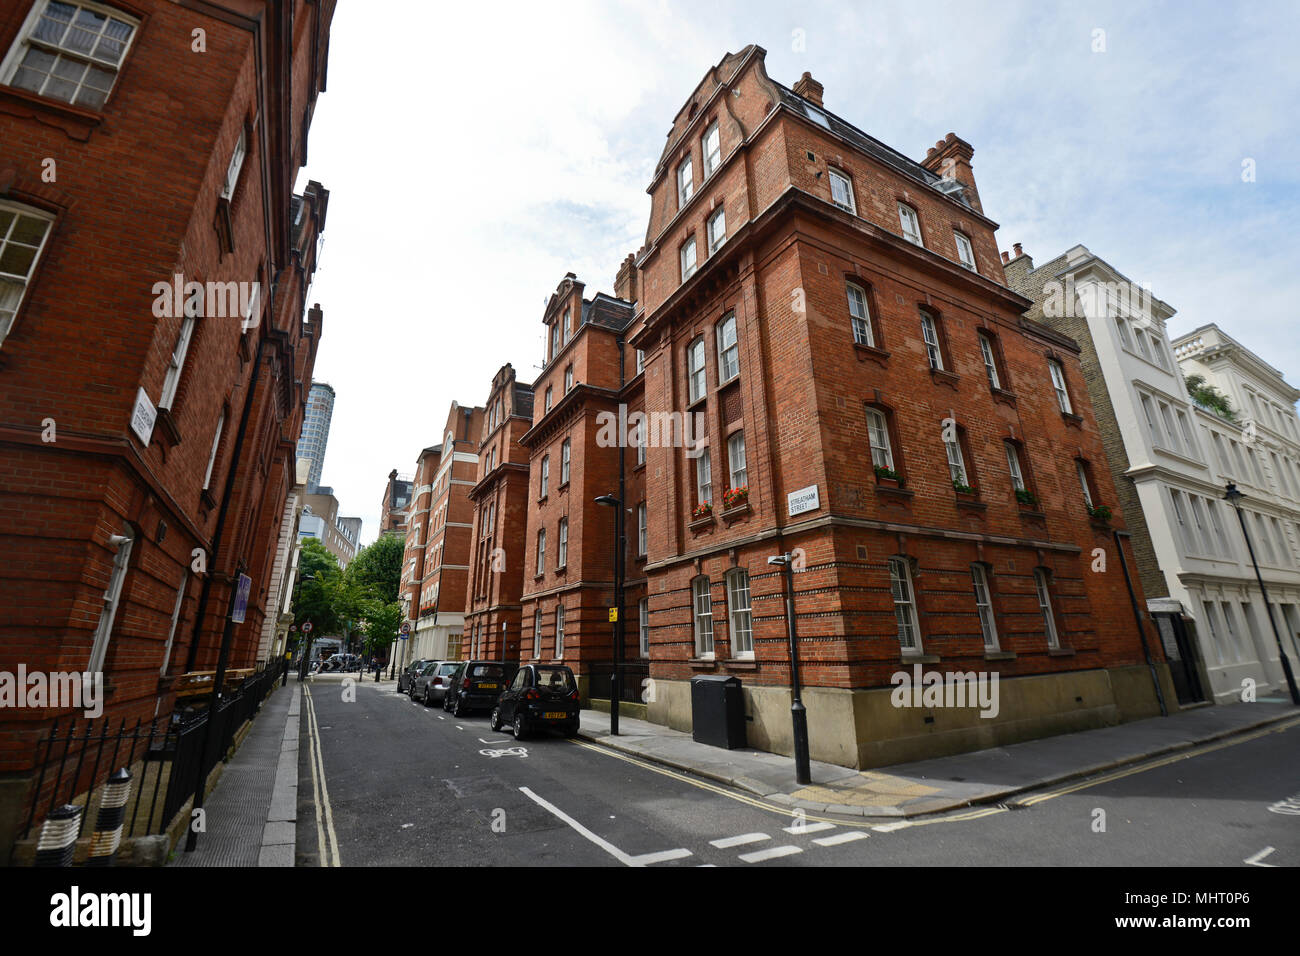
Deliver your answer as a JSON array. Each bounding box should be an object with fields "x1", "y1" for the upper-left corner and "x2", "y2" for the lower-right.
[{"x1": 303, "y1": 685, "x2": 341, "y2": 866}]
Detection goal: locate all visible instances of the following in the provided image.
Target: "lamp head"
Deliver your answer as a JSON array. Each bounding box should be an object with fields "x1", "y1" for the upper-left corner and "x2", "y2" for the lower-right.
[
  {"x1": 594, "y1": 494, "x2": 619, "y2": 507},
  {"x1": 1223, "y1": 482, "x2": 1244, "y2": 505},
  {"x1": 767, "y1": 555, "x2": 788, "y2": 566}
]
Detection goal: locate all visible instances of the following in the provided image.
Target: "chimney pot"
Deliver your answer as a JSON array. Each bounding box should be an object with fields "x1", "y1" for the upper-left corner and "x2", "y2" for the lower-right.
[
  {"x1": 792, "y1": 71, "x2": 824, "y2": 108},
  {"x1": 1001, "y1": 251, "x2": 1010, "y2": 264},
  {"x1": 1013, "y1": 242, "x2": 1023, "y2": 257}
]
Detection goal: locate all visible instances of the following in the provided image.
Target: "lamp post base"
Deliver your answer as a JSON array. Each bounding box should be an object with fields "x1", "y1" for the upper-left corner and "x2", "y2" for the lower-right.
[{"x1": 791, "y1": 700, "x2": 811, "y2": 785}]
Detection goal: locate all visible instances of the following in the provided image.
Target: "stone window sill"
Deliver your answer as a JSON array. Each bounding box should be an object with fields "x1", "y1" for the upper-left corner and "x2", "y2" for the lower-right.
[
  {"x1": 931, "y1": 368, "x2": 960, "y2": 390},
  {"x1": 1061, "y1": 412, "x2": 1084, "y2": 429},
  {"x1": 1047, "y1": 647, "x2": 1076, "y2": 657},
  {"x1": 901, "y1": 653, "x2": 940, "y2": 664},
  {"x1": 853, "y1": 343, "x2": 890, "y2": 367},
  {"x1": 725, "y1": 658, "x2": 758, "y2": 670},
  {"x1": 984, "y1": 650, "x2": 1017, "y2": 661},
  {"x1": 689, "y1": 657, "x2": 718, "y2": 670}
]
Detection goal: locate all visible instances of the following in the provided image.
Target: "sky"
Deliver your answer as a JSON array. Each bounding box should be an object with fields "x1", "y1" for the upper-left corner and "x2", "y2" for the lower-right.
[{"x1": 295, "y1": 0, "x2": 1300, "y2": 544}]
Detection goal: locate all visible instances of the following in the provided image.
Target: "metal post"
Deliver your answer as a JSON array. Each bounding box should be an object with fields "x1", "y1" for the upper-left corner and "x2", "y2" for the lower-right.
[
  {"x1": 1227, "y1": 485, "x2": 1300, "y2": 705},
  {"x1": 772, "y1": 553, "x2": 811, "y2": 785}
]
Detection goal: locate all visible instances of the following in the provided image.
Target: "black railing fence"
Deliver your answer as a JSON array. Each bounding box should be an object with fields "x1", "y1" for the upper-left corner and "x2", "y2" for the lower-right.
[
  {"x1": 586, "y1": 660, "x2": 651, "y2": 705},
  {"x1": 23, "y1": 663, "x2": 282, "y2": 844}
]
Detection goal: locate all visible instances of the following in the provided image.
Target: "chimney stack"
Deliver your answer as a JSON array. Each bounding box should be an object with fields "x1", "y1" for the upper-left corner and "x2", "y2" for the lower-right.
[
  {"x1": 615, "y1": 252, "x2": 639, "y2": 305},
  {"x1": 1000, "y1": 251, "x2": 1010, "y2": 264},
  {"x1": 792, "y1": 71, "x2": 824, "y2": 108},
  {"x1": 1013, "y1": 242, "x2": 1023, "y2": 258}
]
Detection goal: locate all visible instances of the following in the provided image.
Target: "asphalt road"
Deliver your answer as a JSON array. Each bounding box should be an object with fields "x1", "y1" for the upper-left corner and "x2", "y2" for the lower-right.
[{"x1": 296, "y1": 676, "x2": 1300, "y2": 868}]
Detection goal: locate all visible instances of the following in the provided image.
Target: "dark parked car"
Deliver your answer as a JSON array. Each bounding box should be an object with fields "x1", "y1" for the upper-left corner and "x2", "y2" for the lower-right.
[
  {"x1": 412, "y1": 661, "x2": 460, "y2": 706},
  {"x1": 490, "y1": 664, "x2": 581, "y2": 739},
  {"x1": 444, "y1": 661, "x2": 516, "y2": 716},
  {"x1": 397, "y1": 659, "x2": 433, "y2": 695}
]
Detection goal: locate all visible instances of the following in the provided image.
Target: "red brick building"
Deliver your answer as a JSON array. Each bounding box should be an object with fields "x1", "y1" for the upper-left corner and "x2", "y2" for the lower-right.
[
  {"x1": 498, "y1": 47, "x2": 1174, "y2": 769},
  {"x1": 0, "y1": 0, "x2": 336, "y2": 855},
  {"x1": 378, "y1": 468, "x2": 413, "y2": 536},
  {"x1": 517, "y1": 277, "x2": 648, "y2": 701},
  {"x1": 402, "y1": 402, "x2": 483, "y2": 663},
  {"x1": 464, "y1": 364, "x2": 533, "y2": 661}
]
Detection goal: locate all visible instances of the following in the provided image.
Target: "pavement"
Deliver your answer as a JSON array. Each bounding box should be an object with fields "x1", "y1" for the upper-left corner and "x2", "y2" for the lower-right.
[
  {"x1": 170, "y1": 678, "x2": 301, "y2": 866},
  {"x1": 576, "y1": 697, "x2": 1300, "y2": 818}
]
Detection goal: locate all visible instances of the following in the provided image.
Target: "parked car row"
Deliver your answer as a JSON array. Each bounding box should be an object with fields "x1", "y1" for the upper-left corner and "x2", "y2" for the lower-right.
[{"x1": 399, "y1": 658, "x2": 582, "y2": 739}]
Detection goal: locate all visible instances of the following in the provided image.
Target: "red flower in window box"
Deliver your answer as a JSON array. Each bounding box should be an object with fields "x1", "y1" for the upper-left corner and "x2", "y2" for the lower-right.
[
  {"x1": 691, "y1": 502, "x2": 713, "y2": 520},
  {"x1": 722, "y1": 486, "x2": 749, "y2": 509}
]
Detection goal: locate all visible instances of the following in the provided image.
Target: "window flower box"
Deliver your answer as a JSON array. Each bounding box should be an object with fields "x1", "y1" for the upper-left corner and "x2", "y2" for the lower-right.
[
  {"x1": 874, "y1": 466, "x2": 904, "y2": 489},
  {"x1": 952, "y1": 480, "x2": 977, "y2": 496},
  {"x1": 722, "y1": 485, "x2": 749, "y2": 510},
  {"x1": 1088, "y1": 504, "x2": 1112, "y2": 525},
  {"x1": 1014, "y1": 488, "x2": 1039, "y2": 508}
]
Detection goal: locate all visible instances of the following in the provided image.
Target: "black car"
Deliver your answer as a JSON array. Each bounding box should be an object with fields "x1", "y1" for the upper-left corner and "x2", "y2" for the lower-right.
[
  {"x1": 396, "y1": 659, "x2": 432, "y2": 695},
  {"x1": 490, "y1": 664, "x2": 581, "y2": 739},
  {"x1": 444, "y1": 660, "x2": 516, "y2": 716}
]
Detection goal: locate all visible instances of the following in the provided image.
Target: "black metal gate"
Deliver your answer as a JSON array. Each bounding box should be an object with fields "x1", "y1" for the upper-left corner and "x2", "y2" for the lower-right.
[{"x1": 1153, "y1": 611, "x2": 1206, "y2": 705}]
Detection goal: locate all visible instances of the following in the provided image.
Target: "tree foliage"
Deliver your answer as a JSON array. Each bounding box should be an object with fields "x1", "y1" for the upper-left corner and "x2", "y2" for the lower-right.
[
  {"x1": 347, "y1": 533, "x2": 404, "y2": 605},
  {"x1": 290, "y1": 534, "x2": 405, "y2": 656},
  {"x1": 1184, "y1": 374, "x2": 1236, "y2": 421}
]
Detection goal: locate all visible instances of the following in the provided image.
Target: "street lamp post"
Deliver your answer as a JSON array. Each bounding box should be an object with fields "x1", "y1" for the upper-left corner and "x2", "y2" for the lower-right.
[
  {"x1": 1223, "y1": 483, "x2": 1300, "y2": 705},
  {"x1": 767, "y1": 552, "x2": 811, "y2": 785},
  {"x1": 595, "y1": 493, "x2": 623, "y2": 735}
]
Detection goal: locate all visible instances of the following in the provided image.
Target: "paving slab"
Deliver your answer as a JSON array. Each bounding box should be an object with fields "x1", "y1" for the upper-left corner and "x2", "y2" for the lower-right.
[{"x1": 578, "y1": 698, "x2": 1298, "y2": 818}]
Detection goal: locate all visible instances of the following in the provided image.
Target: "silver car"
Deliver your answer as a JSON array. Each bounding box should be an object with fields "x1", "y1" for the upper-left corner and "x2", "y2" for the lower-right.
[{"x1": 412, "y1": 661, "x2": 460, "y2": 706}]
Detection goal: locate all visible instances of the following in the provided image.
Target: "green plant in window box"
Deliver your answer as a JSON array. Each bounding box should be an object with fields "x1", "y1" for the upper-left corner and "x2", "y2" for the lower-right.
[
  {"x1": 1088, "y1": 504, "x2": 1112, "y2": 523},
  {"x1": 874, "y1": 465, "x2": 903, "y2": 485},
  {"x1": 691, "y1": 502, "x2": 713, "y2": 521},
  {"x1": 953, "y1": 480, "x2": 976, "y2": 495},
  {"x1": 1015, "y1": 488, "x2": 1039, "y2": 507}
]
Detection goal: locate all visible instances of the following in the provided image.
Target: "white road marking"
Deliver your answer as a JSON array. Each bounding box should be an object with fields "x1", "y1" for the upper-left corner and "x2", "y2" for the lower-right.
[
  {"x1": 303, "y1": 687, "x2": 341, "y2": 867},
  {"x1": 518, "y1": 787, "x2": 689, "y2": 867},
  {"x1": 456, "y1": 725, "x2": 464, "y2": 731},
  {"x1": 872, "y1": 822, "x2": 912, "y2": 833},
  {"x1": 479, "y1": 738, "x2": 510, "y2": 744},
  {"x1": 437, "y1": 715, "x2": 445, "y2": 720},
  {"x1": 783, "y1": 821, "x2": 835, "y2": 835},
  {"x1": 739, "y1": 845, "x2": 803, "y2": 863},
  {"x1": 1245, "y1": 846, "x2": 1277, "y2": 867},
  {"x1": 813, "y1": 831, "x2": 869, "y2": 847},
  {"x1": 710, "y1": 832, "x2": 770, "y2": 849},
  {"x1": 630, "y1": 848, "x2": 693, "y2": 864}
]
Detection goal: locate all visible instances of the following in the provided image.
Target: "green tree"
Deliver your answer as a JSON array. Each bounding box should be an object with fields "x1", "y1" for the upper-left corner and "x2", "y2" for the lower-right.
[
  {"x1": 347, "y1": 533, "x2": 404, "y2": 604},
  {"x1": 1184, "y1": 374, "x2": 1236, "y2": 421},
  {"x1": 359, "y1": 599, "x2": 404, "y2": 659},
  {"x1": 293, "y1": 540, "x2": 344, "y2": 634}
]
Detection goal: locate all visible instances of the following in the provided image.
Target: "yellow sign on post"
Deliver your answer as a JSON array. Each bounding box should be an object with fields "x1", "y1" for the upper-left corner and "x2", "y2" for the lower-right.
[{"x1": 608, "y1": 608, "x2": 618, "y2": 622}]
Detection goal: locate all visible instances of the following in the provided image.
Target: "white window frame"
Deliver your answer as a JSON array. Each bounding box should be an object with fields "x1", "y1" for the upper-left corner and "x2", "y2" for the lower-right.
[
  {"x1": 971, "y1": 564, "x2": 998, "y2": 650},
  {"x1": 1034, "y1": 568, "x2": 1059, "y2": 649},
  {"x1": 865, "y1": 407, "x2": 894, "y2": 471},
  {"x1": 889, "y1": 557, "x2": 921, "y2": 652},
  {"x1": 540, "y1": 455, "x2": 549, "y2": 498},
  {"x1": 544, "y1": 386, "x2": 552, "y2": 413},
  {"x1": 159, "y1": 570, "x2": 187, "y2": 676},
  {"x1": 1048, "y1": 360, "x2": 1072, "y2": 413},
  {"x1": 725, "y1": 568, "x2": 754, "y2": 658},
  {"x1": 202, "y1": 411, "x2": 224, "y2": 490},
  {"x1": 560, "y1": 438, "x2": 570, "y2": 484},
  {"x1": 692, "y1": 576, "x2": 714, "y2": 658},
  {"x1": 1113, "y1": 315, "x2": 1133, "y2": 350},
  {"x1": 978, "y1": 333, "x2": 1000, "y2": 390},
  {"x1": 0, "y1": 200, "x2": 55, "y2": 346},
  {"x1": 696, "y1": 447, "x2": 712, "y2": 506},
  {"x1": 716, "y1": 312, "x2": 739, "y2": 383},
  {"x1": 536, "y1": 528, "x2": 546, "y2": 576},
  {"x1": 847, "y1": 282, "x2": 873, "y2": 347},
  {"x1": 1076, "y1": 460, "x2": 1094, "y2": 509},
  {"x1": 677, "y1": 155, "x2": 694, "y2": 208},
  {"x1": 555, "y1": 604, "x2": 565, "y2": 658},
  {"x1": 637, "y1": 502, "x2": 647, "y2": 556},
  {"x1": 727, "y1": 431, "x2": 747, "y2": 489},
  {"x1": 828, "y1": 168, "x2": 855, "y2": 213},
  {"x1": 920, "y1": 313, "x2": 943, "y2": 370},
  {"x1": 1005, "y1": 442, "x2": 1025, "y2": 492},
  {"x1": 687, "y1": 336, "x2": 706, "y2": 403},
  {"x1": 944, "y1": 431, "x2": 968, "y2": 486},
  {"x1": 954, "y1": 231, "x2": 975, "y2": 270},
  {"x1": 533, "y1": 612, "x2": 542, "y2": 659},
  {"x1": 222, "y1": 126, "x2": 247, "y2": 201},
  {"x1": 564, "y1": 365, "x2": 573, "y2": 392},
  {"x1": 159, "y1": 310, "x2": 198, "y2": 411},
  {"x1": 707, "y1": 205, "x2": 726, "y2": 254},
  {"x1": 2, "y1": 0, "x2": 140, "y2": 111},
  {"x1": 88, "y1": 530, "x2": 133, "y2": 674},
  {"x1": 557, "y1": 517, "x2": 568, "y2": 568},
  {"x1": 680, "y1": 236, "x2": 697, "y2": 281},
  {"x1": 638, "y1": 598, "x2": 649, "y2": 658},
  {"x1": 702, "y1": 121, "x2": 721, "y2": 178},
  {"x1": 898, "y1": 203, "x2": 922, "y2": 245}
]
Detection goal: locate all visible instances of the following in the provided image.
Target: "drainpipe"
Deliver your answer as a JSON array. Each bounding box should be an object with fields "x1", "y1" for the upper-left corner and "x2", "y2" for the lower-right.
[{"x1": 1113, "y1": 528, "x2": 1167, "y2": 717}]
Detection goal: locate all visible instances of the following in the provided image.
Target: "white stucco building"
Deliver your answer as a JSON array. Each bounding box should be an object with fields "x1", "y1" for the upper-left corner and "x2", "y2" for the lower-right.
[{"x1": 1009, "y1": 245, "x2": 1300, "y2": 706}]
